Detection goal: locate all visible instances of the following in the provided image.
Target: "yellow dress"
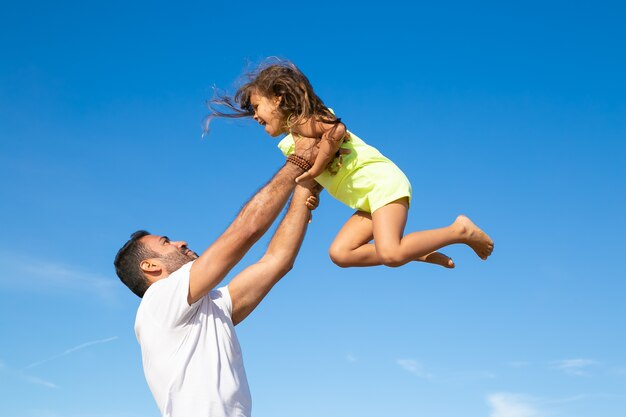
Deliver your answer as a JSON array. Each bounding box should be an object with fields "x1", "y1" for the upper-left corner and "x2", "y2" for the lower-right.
[{"x1": 278, "y1": 131, "x2": 412, "y2": 213}]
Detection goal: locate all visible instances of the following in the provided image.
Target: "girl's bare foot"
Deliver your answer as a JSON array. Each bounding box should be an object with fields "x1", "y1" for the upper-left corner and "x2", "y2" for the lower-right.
[
  {"x1": 454, "y1": 215, "x2": 494, "y2": 260},
  {"x1": 417, "y1": 251, "x2": 455, "y2": 268}
]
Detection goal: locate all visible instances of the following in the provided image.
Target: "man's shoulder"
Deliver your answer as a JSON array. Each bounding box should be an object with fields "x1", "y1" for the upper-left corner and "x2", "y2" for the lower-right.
[{"x1": 138, "y1": 260, "x2": 231, "y2": 321}]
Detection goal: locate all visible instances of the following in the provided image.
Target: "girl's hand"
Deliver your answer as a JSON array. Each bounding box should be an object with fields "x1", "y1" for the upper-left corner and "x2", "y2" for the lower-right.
[
  {"x1": 305, "y1": 194, "x2": 319, "y2": 211},
  {"x1": 304, "y1": 188, "x2": 321, "y2": 224},
  {"x1": 295, "y1": 124, "x2": 346, "y2": 183},
  {"x1": 297, "y1": 181, "x2": 322, "y2": 223},
  {"x1": 295, "y1": 147, "x2": 332, "y2": 183}
]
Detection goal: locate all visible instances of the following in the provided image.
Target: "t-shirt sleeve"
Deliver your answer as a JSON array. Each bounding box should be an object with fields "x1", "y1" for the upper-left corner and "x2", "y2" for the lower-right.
[
  {"x1": 277, "y1": 134, "x2": 295, "y2": 156},
  {"x1": 141, "y1": 261, "x2": 199, "y2": 327}
]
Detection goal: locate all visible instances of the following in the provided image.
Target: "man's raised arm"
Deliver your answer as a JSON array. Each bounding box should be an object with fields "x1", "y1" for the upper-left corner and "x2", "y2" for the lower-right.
[
  {"x1": 187, "y1": 137, "x2": 318, "y2": 305},
  {"x1": 228, "y1": 183, "x2": 318, "y2": 325}
]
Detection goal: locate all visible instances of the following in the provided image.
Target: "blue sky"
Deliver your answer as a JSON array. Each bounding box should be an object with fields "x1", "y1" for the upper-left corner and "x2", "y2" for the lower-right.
[{"x1": 1, "y1": 1, "x2": 625, "y2": 416}]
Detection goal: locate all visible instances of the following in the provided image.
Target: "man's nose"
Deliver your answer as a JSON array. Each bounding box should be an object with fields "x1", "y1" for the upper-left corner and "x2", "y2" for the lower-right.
[{"x1": 172, "y1": 240, "x2": 188, "y2": 248}]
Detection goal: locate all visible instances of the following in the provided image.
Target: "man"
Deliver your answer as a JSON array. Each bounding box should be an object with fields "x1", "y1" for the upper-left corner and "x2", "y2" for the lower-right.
[{"x1": 114, "y1": 147, "x2": 319, "y2": 417}]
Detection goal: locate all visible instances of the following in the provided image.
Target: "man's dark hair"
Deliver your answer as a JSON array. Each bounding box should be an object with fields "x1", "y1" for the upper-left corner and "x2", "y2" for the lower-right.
[{"x1": 114, "y1": 230, "x2": 157, "y2": 298}]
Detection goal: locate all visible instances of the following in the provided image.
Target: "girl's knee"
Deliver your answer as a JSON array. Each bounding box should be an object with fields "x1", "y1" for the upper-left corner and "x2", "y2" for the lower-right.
[
  {"x1": 376, "y1": 245, "x2": 404, "y2": 268},
  {"x1": 379, "y1": 256, "x2": 403, "y2": 268},
  {"x1": 328, "y1": 245, "x2": 351, "y2": 268}
]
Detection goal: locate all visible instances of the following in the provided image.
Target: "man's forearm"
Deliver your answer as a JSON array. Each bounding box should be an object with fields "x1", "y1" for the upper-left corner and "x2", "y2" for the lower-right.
[
  {"x1": 228, "y1": 184, "x2": 314, "y2": 325},
  {"x1": 264, "y1": 185, "x2": 313, "y2": 270},
  {"x1": 187, "y1": 161, "x2": 308, "y2": 305},
  {"x1": 226, "y1": 162, "x2": 303, "y2": 243}
]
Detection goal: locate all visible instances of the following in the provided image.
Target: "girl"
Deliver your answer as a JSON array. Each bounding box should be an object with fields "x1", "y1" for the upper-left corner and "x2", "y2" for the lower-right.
[{"x1": 207, "y1": 60, "x2": 493, "y2": 269}]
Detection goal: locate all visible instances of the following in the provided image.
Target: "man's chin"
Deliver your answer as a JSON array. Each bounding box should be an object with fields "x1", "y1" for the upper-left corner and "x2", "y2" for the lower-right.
[{"x1": 163, "y1": 252, "x2": 197, "y2": 274}]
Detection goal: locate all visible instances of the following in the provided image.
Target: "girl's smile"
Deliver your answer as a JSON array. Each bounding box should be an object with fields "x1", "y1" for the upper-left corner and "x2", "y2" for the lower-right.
[{"x1": 250, "y1": 92, "x2": 284, "y2": 137}]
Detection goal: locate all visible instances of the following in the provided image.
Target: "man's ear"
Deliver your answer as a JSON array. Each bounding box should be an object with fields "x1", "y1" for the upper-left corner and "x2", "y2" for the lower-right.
[
  {"x1": 140, "y1": 259, "x2": 161, "y2": 273},
  {"x1": 273, "y1": 95, "x2": 282, "y2": 106}
]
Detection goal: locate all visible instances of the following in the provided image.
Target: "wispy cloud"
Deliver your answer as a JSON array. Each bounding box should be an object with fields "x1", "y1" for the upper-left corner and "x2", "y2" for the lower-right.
[
  {"x1": 394, "y1": 358, "x2": 496, "y2": 383},
  {"x1": 1, "y1": 336, "x2": 118, "y2": 391},
  {"x1": 19, "y1": 374, "x2": 58, "y2": 389},
  {"x1": 554, "y1": 358, "x2": 598, "y2": 376},
  {"x1": 396, "y1": 359, "x2": 433, "y2": 379},
  {"x1": 488, "y1": 391, "x2": 626, "y2": 417},
  {"x1": 487, "y1": 393, "x2": 539, "y2": 417},
  {"x1": 0, "y1": 359, "x2": 58, "y2": 390},
  {"x1": 25, "y1": 336, "x2": 119, "y2": 370},
  {"x1": 0, "y1": 251, "x2": 117, "y2": 299}
]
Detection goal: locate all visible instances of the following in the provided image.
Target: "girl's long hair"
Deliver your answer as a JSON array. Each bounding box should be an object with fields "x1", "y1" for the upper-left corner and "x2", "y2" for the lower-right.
[{"x1": 205, "y1": 59, "x2": 340, "y2": 134}]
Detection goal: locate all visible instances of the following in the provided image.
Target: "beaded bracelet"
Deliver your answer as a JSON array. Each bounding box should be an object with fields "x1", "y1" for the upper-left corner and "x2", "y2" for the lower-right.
[{"x1": 286, "y1": 154, "x2": 313, "y2": 172}]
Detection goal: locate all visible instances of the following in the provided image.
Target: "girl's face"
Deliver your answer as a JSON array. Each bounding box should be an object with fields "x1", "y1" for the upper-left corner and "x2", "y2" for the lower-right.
[{"x1": 250, "y1": 92, "x2": 284, "y2": 137}]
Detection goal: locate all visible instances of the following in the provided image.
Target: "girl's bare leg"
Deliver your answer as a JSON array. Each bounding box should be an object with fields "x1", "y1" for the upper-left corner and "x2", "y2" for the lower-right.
[
  {"x1": 371, "y1": 198, "x2": 494, "y2": 267},
  {"x1": 329, "y1": 210, "x2": 454, "y2": 268}
]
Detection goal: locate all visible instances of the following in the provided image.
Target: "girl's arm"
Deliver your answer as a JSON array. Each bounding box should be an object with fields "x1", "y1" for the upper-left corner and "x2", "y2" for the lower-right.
[{"x1": 294, "y1": 120, "x2": 346, "y2": 183}]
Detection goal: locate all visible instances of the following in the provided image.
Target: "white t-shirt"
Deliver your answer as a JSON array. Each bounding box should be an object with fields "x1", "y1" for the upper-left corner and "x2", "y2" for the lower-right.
[{"x1": 135, "y1": 261, "x2": 252, "y2": 417}]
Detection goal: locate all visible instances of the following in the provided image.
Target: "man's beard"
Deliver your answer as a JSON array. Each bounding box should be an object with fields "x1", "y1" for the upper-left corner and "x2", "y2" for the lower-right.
[{"x1": 161, "y1": 248, "x2": 198, "y2": 275}]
